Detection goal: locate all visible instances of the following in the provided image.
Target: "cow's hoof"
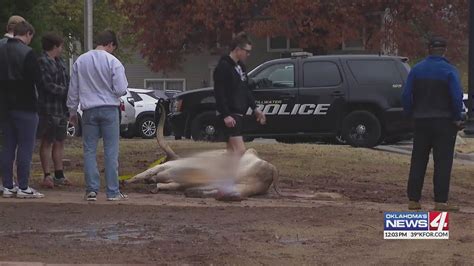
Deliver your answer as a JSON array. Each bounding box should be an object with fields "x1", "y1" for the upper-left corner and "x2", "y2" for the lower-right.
[
  {"x1": 150, "y1": 187, "x2": 160, "y2": 194},
  {"x1": 215, "y1": 191, "x2": 245, "y2": 202}
]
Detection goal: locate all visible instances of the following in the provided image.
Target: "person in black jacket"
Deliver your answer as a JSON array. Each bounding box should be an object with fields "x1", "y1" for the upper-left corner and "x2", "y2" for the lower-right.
[
  {"x1": 213, "y1": 32, "x2": 266, "y2": 156},
  {"x1": 0, "y1": 15, "x2": 25, "y2": 46},
  {"x1": 402, "y1": 36, "x2": 463, "y2": 212},
  {"x1": 0, "y1": 21, "x2": 44, "y2": 198}
]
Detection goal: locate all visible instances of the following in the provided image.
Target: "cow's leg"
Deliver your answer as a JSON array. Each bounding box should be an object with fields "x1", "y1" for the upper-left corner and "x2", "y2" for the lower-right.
[
  {"x1": 184, "y1": 185, "x2": 219, "y2": 198},
  {"x1": 156, "y1": 182, "x2": 182, "y2": 191},
  {"x1": 126, "y1": 164, "x2": 170, "y2": 184}
]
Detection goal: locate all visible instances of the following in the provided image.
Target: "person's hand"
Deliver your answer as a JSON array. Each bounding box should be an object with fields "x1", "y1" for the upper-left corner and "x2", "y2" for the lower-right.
[
  {"x1": 224, "y1": 116, "x2": 236, "y2": 128},
  {"x1": 69, "y1": 114, "x2": 78, "y2": 126},
  {"x1": 255, "y1": 109, "x2": 266, "y2": 125},
  {"x1": 454, "y1": 120, "x2": 465, "y2": 130}
]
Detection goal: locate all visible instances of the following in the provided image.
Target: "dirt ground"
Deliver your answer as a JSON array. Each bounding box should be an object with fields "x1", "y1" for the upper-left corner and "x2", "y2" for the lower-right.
[{"x1": 0, "y1": 138, "x2": 473, "y2": 265}]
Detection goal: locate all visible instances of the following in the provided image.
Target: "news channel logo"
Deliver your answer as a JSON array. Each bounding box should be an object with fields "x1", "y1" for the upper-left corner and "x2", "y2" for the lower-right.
[{"x1": 384, "y1": 212, "x2": 449, "y2": 239}]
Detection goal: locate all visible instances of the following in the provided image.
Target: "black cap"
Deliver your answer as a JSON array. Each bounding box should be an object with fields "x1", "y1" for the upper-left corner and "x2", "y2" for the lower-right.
[{"x1": 428, "y1": 36, "x2": 447, "y2": 48}]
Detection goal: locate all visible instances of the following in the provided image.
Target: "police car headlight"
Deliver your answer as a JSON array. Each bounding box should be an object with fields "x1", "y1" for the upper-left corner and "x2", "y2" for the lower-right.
[{"x1": 171, "y1": 99, "x2": 183, "y2": 113}]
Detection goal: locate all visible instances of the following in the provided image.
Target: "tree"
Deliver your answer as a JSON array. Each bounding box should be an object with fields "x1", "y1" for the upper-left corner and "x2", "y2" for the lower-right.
[
  {"x1": 353, "y1": 0, "x2": 468, "y2": 61},
  {"x1": 114, "y1": 0, "x2": 260, "y2": 71},
  {"x1": 0, "y1": 0, "x2": 134, "y2": 59},
  {"x1": 116, "y1": 0, "x2": 468, "y2": 71}
]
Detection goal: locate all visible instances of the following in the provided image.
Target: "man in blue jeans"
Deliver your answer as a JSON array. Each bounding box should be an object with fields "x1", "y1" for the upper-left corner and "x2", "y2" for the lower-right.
[
  {"x1": 67, "y1": 30, "x2": 128, "y2": 201},
  {"x1": 0, "y1": 21, "x2": 44, "y2": 198}
]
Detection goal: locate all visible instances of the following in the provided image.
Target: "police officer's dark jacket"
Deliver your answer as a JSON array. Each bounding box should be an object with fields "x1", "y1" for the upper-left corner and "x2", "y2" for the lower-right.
[
  {"x1": 402, "y1": 55, "x2": 463, "y2": 121},
  {"x1": 0, "y1": 38, "x2": 41, "y2": 119},
  {"x1": 213, "y1": 55, "x2": 257, "y2": 118}
]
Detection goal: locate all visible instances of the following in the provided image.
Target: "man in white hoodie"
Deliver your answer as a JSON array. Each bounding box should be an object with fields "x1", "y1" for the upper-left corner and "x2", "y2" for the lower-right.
[{"x1": 67, "y1": 30, "x2": 128, "y2": 201}]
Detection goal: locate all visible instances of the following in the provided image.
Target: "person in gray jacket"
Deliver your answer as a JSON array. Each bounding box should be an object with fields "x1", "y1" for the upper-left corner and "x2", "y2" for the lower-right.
[{"x1": 67, "y1": 30, "x2": 128, "y2": 201}]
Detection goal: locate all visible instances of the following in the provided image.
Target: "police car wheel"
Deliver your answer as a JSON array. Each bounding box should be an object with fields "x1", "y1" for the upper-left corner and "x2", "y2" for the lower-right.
[
  {"x1": 342, "y1": 110, "x2": 381, "y2": 148},
  {"x1": 191, "y1": 111, "x2": 224, "y2": 142}
]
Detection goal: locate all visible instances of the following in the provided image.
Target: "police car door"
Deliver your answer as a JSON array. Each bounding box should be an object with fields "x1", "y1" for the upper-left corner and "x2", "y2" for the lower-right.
[
  {"x1": 297, "y1": 59, "x2": 346, "y2": 133},
  {"x1": 244, "y1": 61, "x2": 298, "y2": 134}
]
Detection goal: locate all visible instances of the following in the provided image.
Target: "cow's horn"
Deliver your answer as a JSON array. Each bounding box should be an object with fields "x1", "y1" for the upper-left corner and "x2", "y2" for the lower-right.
[{"x1": 156, "y1": 101, "x2": 179, "y2": 161}]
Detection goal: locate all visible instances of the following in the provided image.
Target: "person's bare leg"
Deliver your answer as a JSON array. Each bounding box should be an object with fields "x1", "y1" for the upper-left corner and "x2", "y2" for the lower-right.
[
  {"x1": 39, "y1": 138, "x2": 54, "y2": 188},
  {"x1": 52, "y1": 140, "x2": 71, "y2": 185},
  {"x1": 217, "y1": 136, "x2": 246, "y2": 197},
  {"x1": 39, "y1": 138, "x2": 52, "y2": 175},
  {"x1": 228, "y1": 136, "x2": 246, "y2": 157},
  {"x1": 226, "y1": 140, "x2": 234, "y2": 154},
  {"x1": 52, "y1": 141, "x2": 64, "y2": 172}
]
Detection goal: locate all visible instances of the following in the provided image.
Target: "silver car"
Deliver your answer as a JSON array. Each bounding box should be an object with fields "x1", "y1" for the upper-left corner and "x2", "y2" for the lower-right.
[{"x1": 67, "y1": 89, "x2": 137, "y2": 137}]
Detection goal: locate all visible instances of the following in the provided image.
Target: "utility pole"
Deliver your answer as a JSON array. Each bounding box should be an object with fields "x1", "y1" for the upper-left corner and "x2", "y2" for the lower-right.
[
  {"x1": 465, "y1": 0, "x2": 474, "y2": 136},
  {"x1": 84, "y1": 0, "x2": 93, "y2": 52}
]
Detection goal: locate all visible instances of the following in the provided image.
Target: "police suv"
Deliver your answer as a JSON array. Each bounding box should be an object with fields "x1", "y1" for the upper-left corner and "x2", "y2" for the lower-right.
[{"x1": 169, "y1": 53, "x2": 412, "y2": 147}]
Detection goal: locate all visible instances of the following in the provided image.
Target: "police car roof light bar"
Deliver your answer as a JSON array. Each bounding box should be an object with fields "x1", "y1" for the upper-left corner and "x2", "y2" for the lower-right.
[{"x1": 291, "y1": 52, "x2": 313, "y2": 58}]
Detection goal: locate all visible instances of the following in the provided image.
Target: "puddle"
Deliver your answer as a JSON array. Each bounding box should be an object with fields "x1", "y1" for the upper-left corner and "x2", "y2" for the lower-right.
[
  {"x1": 63, "y1": 225, "x2": 156, "y2": 244},
  {"x1": 0, "y1": 223, "x2": 158, "y2": 245}
]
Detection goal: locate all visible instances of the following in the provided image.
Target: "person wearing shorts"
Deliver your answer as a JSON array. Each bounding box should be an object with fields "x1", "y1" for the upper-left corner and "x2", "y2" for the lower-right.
[
  {"x1": 37, "y1": 32, "x2": 71, "y2": 188},
  {"x1": 213, "y1": 32, "x2": 266, "y2": 156}
]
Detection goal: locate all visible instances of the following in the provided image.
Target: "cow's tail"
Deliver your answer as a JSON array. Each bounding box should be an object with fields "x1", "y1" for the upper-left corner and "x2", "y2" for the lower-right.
[{"x1": 271, "y1": 164, "x2": 283, "y2": 196}]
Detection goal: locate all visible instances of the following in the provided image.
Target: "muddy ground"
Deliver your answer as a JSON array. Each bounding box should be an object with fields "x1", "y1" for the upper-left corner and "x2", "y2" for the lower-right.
[{"x1": 0, "y1": 138, "x2": 473, "y2": 265}]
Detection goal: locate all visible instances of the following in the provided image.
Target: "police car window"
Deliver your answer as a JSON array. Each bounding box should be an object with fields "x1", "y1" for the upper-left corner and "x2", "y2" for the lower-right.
[
  {"x1": 303, "y1": 61, "x2": 341, "y2": 87},
  {"x1": 253, "y1": 63, "x2": 295, "y2": 88},
  {"x1": 348, "y1": 60, "x2": 402, "y2": 84}
]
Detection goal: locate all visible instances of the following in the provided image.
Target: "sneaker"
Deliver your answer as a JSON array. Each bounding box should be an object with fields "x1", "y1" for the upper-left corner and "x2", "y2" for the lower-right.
[
  {"x1": 16, "y1": 187, "x2": 44, "y2": 199},
  {"x1": 434, "y1": 202, "x2": 460, "y2": 212},
  {"x1": 107, "y1": 192, "x2": 129, "y2": 201},
  {"x1": 41, "y1": 176, "x2": 54, "y2": 189},
  {"x1": 85, "y1": 191, "x2": 97, "y2": 201},
  {"x1": 53, "y1": 177, "x2": 72, "y2": 186},
  {"x1": 408, "y1": 200, "x2": 422, "y2": 210},
  {"x1": 2, "y1": 187, "x2": 18, "y2": 198}
]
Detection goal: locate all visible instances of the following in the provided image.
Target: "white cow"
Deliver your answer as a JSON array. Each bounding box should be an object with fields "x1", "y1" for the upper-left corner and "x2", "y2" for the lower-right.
[{"x1": 125, "y1": 103, "x2": 281, "y2": 201}]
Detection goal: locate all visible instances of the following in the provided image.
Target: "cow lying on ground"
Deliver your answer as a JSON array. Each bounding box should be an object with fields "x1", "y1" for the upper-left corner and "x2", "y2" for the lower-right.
[{"x1": 125, "y1": 103, "x2": 282, "y2": 201}]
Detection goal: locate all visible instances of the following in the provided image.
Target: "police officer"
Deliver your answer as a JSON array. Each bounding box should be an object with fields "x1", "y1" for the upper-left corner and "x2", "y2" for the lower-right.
[{"x1": 402, "y1": 36, "x2": 464, "y2": 212}]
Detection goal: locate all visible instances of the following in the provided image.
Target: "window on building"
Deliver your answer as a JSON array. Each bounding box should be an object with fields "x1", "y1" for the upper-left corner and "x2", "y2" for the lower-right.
[
  {"x1": 144, "y1": 79, "x2": 186, "y2": 91},
  {"x1": 267, "y1": 36, "x2": 301, "y2": 52},
  {"x1": 342, "y1": 28, "x2": 365, "y2": 51}
]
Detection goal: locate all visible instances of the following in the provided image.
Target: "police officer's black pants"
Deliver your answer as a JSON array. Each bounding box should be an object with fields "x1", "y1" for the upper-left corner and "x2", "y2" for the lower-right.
[{"x1": 407, "y1": 118, "x2": 457, "y2": 203}]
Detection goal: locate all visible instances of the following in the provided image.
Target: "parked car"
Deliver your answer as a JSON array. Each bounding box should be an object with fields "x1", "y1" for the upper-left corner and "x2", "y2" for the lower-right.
[
  {"x1": 169, "y1": 53, "x2": 414, "y2": 148},
  {"x1": 67, "y1": 89, "x2": 136, "y2": 137},
  {"x1": 122, "y1": 88, "x2": 172, "y2": 139}
]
